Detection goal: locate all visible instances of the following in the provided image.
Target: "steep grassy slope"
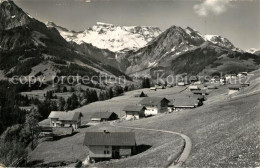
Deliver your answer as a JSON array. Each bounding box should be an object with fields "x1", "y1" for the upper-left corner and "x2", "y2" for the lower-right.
[{"x1": 34, "y1": 69, "x2": 260, "y2": 167}]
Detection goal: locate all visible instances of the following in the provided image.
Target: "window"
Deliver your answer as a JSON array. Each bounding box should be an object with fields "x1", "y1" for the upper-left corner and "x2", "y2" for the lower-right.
[
  {"x1": 107, "y1": 150, "x2": 110, "y2": 154},
  {"x1": 105, "y1": 146, "x2": 109, "y2": 148}
]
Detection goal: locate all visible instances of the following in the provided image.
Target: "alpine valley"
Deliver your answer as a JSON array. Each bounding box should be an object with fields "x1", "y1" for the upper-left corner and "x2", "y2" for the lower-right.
[
  {"x1": 47, "y1": 21, "x2": 259, "y2": 79},
  {"x1": 0, "y1": 0, "x2": 259, "y2": 81}
]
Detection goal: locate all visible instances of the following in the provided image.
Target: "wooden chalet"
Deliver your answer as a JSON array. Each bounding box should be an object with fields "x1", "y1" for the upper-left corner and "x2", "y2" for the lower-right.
[
  {"x1": 90, "y1": 112, "x2": 118, "y2": 122},
  {"x1": 48, "y1": 111, "x2": 83, "y2": 129},
  {"x1": 123, "y1": 105, "x2": 146, "y2": 120},
  {"x1": 139, "y1": 97, "x2": 170, "y2": 116},
  {"x1": 83, "y1": 131, "x2": 136, "y2": 160}
]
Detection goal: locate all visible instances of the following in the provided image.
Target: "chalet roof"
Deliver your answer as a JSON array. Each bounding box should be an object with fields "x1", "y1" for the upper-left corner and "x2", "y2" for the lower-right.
[
  {"x1": 191, "y1": 94, "x2": 205, "y2": 100},
  {"x1": 48, "y1": 111, "x2": 83, "y2": 121},
  {"x1": 169, "y1": 96, "x2": 199, "y2": 107},
  {"x1": 207, "y1": 85, "x2": 218, "y2": 89},
  {"x1": 139, "y1": 97, "x2": 170, "y2": 106},
  {"x1": 192, "y1": 90, "x2": 207, "y2": 94},
  {"x1": 91, "y1": 112, "x2": 118, "y2": 119},
  {"x1": 123, "y1": 105, "x2": 146, "y2": 112},
  {"x1": 83, "y1": 131, "x2": 136, "y2": 146},
  {"x1": 228, "y1": 85, "x2": 241, "y2": 89}
]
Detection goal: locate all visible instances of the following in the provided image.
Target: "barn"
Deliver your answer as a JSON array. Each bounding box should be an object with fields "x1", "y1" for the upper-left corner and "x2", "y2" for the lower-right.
[
  {"x1": 123, "y1": 105, "x2": 146, "y2": 120},
  {"x1": 48, "y1": 111, "x2": 83, "y2": 129},
  {"x1": 90, "y1": 112, "x2": 118, "y2": 122}
]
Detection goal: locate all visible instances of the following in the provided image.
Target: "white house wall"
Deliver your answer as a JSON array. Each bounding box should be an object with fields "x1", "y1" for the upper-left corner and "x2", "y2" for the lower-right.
[{"x1": 88, "y1": 146, "x2": 112, "y2": 158}]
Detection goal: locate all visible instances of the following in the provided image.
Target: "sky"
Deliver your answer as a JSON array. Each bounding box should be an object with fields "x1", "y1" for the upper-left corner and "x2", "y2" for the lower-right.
[{"x1": 13, "y1": 0, "x2": 260, "y2": 50}]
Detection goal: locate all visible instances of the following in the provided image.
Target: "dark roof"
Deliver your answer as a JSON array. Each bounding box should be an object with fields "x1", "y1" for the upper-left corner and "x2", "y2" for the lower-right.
[
  {"x1": 139, "y1": 97, "x2": 169, "y2": 106},
  {"x1": 192, "y1": 90, "x2": 207, "y2": 94},
  {"x1": 91, "y1": 112, "x2": 118, "y2": 119},
  {"x1": 169, "y1": 96, "x2": 199, "y2": 107},
  {"x1": 123, "y1": 105, "x2": 146, "y2": 112},
  {"x1": 192, "y1": 94, "x2": 205, "y2": 100},
  {"x1": 83, "y1": 131, "x2": 136, "y2": 146},
  {"x1": 48, "y1": 111, "x2": 83, "y2": 121},
  {"x1": 228, "y1": 85, "x2": 241, "y2": 89},
  {"x1": 207, "y1": 85, "x2": 218, "y2": 89}
]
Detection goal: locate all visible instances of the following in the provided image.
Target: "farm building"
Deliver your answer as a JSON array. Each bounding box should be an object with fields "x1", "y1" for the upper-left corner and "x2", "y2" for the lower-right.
[
  {"x1": 191, "y1": 94, "x2": 206, "y2": 101},
  {"x1": 19, "y1": 106, "x2": 37, "y2": 112},
  {"x1": 177, "y1": 82, "x2": 186, "y2": 86},
  {"x1": 90, "y1": 112, "x2": 118, "y2": 123},
  {"x1": 168, "y1": 100, "x2": 175, "y2": 112},
  {"x1": 192, "y1": 90, "x2": 208, "y2": 96},
  {"x1": 139, "y1": 97, "x2": 170, "y2": 116},
  {"x1": 228, "y1": 85, "x2": 241, "y2": 90},
  {"x1": 167, "y1": 84, "x2": 173, "y2": 88},
  {"x1": 190, "y1": 76, "x2": 198, "y2": 83},
  {"x1": 48, "y1": 111, "x2": 83, "y2": 129},
  {"x1": 170, "y1": 96, "x2": 202, "y2": 110},
  {"x1": 123, "y1": 105, "x2": 146, "y2": 120},
  {"x1": 228, "y1": 85, "x2": 241, "y2": 95},
  {"x1": 220, "y1": 78, "x2": 226, "y2": 85},
  {"x1": 237, "y1": 72, "x2": 248, "y2": 77},
  {"x1": 225, "y1": 74, "x2": 237, "y2": 82},
  {"x1": 207, "y1": 85, "x2": 218, "y2": 89},
  {"x1": 83, "y1": 131, "x2": 136, "y2": 160},
  {"x1": 194, "y1": 81, "x2": 202, "y2": 85},
  {"x1": 241, "y1": 82, "x2": 250, "y2": 87},
  {"x1": 189, "y1": 85, "x2": 200, "y2": 91},
  {"x1": 156, "y1": 85, "x2": 166, "y2": 89},
  {"x1": 134, "y1": 91, "x2": 147, "y2": 97}
]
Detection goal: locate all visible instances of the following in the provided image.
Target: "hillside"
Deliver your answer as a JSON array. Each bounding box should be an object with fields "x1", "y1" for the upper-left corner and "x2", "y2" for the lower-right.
[
  {"x1": 0, "y1": 0, "x2": 130, "y2": 82},
  {"x1": 118, "y1": 26, "x2": 259, "y2": 77},
  {"x1": 31, "y1": 69, "x2": 260, "y2": 167}
]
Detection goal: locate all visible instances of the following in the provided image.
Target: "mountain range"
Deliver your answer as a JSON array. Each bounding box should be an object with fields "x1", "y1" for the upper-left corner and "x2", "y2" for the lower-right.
[
  {"x1": 247, "y1": 48, "x2": 260, "y2": 56},
  {"x1": 0, "y1": 0, "x2": 129, "y2": 83},
  {"x1": 46, "y1": 21, "x2": 162, "y2": 53},
  {"x1": 0, "y1": 0, "x2": 259, "y2": 83}
]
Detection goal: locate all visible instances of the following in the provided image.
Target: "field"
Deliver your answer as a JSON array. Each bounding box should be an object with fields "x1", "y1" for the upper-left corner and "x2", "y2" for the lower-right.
[
  {"x1": 32, "y1": 70, "x2": 260, "y2": 167},
  {"x1": 28, "y1": 124, "x2": 184, "y2": 167}
]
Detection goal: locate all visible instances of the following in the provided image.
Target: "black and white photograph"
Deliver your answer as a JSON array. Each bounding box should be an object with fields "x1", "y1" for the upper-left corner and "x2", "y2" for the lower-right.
[{"x1": 0, "y1": 0, "x2": 259, "y2": 167}]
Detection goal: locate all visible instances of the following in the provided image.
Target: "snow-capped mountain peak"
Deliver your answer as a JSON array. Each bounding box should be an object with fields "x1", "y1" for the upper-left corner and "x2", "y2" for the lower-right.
[
  {"x1": 204, "y1": 34, "x2": 236, "y2": 50},
  {"x1": 246, "y1": 48, "x2": 260, "y2": 54},
  {"x1": 47, "y1": 22, "x2": 162, "y2": 52}
]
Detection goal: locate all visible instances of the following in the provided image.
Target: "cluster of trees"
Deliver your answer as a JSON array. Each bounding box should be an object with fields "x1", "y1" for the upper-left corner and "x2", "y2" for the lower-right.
[
  {"x1": 0, "y1": 81, "x2": 33, "y2": 133},
  {"x1": 0, "y1": 80, "x2": 129, "y2": 166},
  {"x1": 0, "y1": 109, "x2": 41, "y2": 166},
  {"x1": 142, "y1": 78, "x2": 151, "y2": 88}
]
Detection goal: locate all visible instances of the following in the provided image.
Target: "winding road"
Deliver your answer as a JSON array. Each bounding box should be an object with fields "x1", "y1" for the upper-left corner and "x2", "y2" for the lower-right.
[{"x1": 110, "y1": 121, "x2": 192, "y2": 167}]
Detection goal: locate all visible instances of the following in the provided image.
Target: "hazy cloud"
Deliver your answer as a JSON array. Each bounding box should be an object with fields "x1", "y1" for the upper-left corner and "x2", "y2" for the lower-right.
[{"x1": 194, "y1": 0, "x2": 231, "y2": 17}]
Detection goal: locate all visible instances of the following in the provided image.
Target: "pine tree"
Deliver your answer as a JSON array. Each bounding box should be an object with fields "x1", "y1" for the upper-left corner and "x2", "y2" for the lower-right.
[
  {"x1": 57, "y1": 97, "x2": 66, "y2": 111},
  {"x1": 24, "y1": 109, "x2": 41, "y2": 149}
]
